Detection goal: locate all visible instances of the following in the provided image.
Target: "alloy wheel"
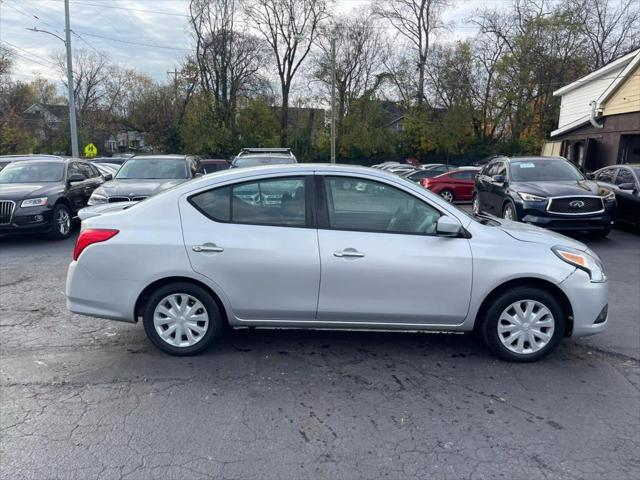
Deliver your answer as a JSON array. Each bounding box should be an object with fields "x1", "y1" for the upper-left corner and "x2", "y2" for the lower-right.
[
  {"x1": 440, "y1": 190, "x2": 454, "y2": 202},
  {"x1": 503, "y1": 204, "x2": 515, "y2": 221},
  {"x1": 497, "y1": 300, "x2": 555, "y2": 355},
  {"x1": 57, "y1": 209, "x2": 71, "y2": 236},
  {"x1": 153, "y1": 293, "x2": 210, "y2": 348}
]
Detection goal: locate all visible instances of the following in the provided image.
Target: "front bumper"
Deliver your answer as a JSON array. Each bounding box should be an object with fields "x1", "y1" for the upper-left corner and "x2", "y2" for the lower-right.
[
  {"x1": 0, "y1": 206, "x2": 54, "y2": 234},
  {"x1": 559, "y1": 269, "x2": 608, "y2": 337},
  {"x1": 516, "y1": 200, "x2": 615, "y2": 231}
]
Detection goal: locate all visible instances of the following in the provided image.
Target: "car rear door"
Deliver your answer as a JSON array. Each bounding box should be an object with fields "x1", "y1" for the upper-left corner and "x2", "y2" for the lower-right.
[
  {"x1": 315, "y1": 174, "x2": 472, "y2": 326},
  {"x1": 613, "y1": 167, "x2": 638, "y2": 224},
  {"x1": 179, "y1": 175, "x2": 321, "y2": 322}
]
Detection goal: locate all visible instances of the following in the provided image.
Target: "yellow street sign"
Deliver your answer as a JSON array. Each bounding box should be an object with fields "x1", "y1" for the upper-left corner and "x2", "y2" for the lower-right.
[{"x1": 84, "y1": 143, "x2": 98, "y2": 158}]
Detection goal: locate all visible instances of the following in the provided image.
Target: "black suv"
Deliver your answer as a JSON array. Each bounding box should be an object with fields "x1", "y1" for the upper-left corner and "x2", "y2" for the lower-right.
[
  {"x1": 472, "y1": 156, "x2": 616, "y2": 236},
  {"x1": 0, "y1": 157, "x2": 105, "y2": 239},
  {"x1": 231, "y1": 148, "x2": 297, "y2": 168}
]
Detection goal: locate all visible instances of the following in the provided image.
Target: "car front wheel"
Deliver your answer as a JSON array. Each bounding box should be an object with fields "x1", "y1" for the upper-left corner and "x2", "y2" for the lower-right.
[
  {"x1": 440, "y1": 189, "x2": 455, "y2": 203},
  {"x1": 48, "y1": 203, "x2": 72, "y2": 239},
  {"x1": 502, "y1": 201, "x2": 518, "y2": 221},
  {"x1": 480, "y1": 286, "x2": 566, "y2": 362},
  {"x1": 143, "y1": 282, "x2": 223, "y2": 356}
]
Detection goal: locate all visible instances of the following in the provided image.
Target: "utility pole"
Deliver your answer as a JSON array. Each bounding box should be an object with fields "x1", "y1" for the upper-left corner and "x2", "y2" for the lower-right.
[
  {"x1": 330, "y1": 36, "x2": 336, "y2": 164},
  {"x1": 64, "y1": 0, "x2": 79, "y2": 157},
  {"x1": 167, "y1": 68, "x2": 179, "y2": 100}
]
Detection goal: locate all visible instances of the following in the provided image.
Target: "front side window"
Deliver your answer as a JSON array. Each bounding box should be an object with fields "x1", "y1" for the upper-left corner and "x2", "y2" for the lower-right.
[
  {"x1": 68, "y1": 162, "x2": 87, "y2": 179},
  {"x1": 190, "y1": 177, "x2": 307, "y2": 227},
  {"x1": 615, "y1": 168, "x2": 634, "y2": 186},
  {"x1": 324, "y1": 177, "x2": 441, "y2": 235},
  {"x1": 450, "y1": 171, "x2": 477, "y2": 180}
]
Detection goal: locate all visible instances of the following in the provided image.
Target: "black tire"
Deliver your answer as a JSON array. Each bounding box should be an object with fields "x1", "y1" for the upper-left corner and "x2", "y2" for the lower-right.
[
  {"x1": 589, "y1": 227, "x2": 611, "y2": 238},
  {"x1": 502, "y1": 201, "x2": 518, "y2": 222},
  {"x1": 143, "y1": 282, "x2": 223, "y2": 356},
  {"x1": 440, "y1": 189, "x2": 455, "y2": 203},
  {"x1": 480, "y1": 286, "x2": 566, "y2": 362},
  {"x1": 48, "y1": 203, "x2": 73, "y2": 239}
]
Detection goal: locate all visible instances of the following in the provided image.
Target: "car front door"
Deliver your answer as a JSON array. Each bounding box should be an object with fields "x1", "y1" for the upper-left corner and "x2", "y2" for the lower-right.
[
  {"x1": 66, "y1": 162, "x2": 90, "y2": 211},
  {"x1": 180, "y1": 175, "x2": 320, "y2": 322},
  {"x1": 613, "y1": 167, "x2": 638, "y2": 224},
  {"x1": 315, "y1": 175, "x2": 473, "y2": 326},
  {"x1": 476, "y1": 162, "x2": 495, "y2": 212}
]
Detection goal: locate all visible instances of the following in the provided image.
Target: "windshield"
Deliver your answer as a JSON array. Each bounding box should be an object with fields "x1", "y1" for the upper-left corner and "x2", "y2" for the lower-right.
[
  {"x1": 115, "y1": 158, "x2": 188, "y2": 180},
  {"x1": 510, "y1": 160, "x2": 584, "y2": 182},
  {"x1": 233, "y1": 156, "x2": 296, "y2": 168},
  {"x1": 0, "y1": 162, "x2": 64, "y2": 183}
]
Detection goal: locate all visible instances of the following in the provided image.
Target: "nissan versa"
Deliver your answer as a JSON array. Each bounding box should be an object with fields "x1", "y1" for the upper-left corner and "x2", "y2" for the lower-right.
[{"x1": 66, "y1": 165, "x2": 608, "y2": 362}]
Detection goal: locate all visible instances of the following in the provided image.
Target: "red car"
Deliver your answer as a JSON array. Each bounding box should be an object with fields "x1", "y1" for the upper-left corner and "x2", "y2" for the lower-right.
[{"x1": 419, "y1": 167, "x2": 480, "y2": 203}]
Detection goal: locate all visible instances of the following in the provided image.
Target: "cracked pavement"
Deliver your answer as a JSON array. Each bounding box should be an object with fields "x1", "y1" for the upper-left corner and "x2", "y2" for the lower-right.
[{"x1": 1, "y1": 226, "x2": 639, "y2": 479}]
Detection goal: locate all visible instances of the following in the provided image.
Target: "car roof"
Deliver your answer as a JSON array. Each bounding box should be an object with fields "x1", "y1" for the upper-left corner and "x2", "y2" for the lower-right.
[
  {"x1": 124, "y1": 155, "x2": 189, "y2": 160},
  {"x1": 503, "y1": 156, "x2": 566, "y2": 162}
]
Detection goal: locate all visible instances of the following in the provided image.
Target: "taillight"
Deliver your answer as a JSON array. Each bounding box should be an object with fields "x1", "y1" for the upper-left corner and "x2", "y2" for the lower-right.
[
  {"x1": 420, "y1": 178, "x2": 431, "y2": 188},
  {"x1": 73, "y1": 229, "x2": 119, "y2": 260}
]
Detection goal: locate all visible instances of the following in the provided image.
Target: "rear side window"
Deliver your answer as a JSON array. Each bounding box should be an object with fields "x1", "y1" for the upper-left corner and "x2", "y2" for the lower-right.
[
  {"x1": 596, "y1": 168, "x2": 615, "y2": 183},
  {"x1": 450, "y1": 171, "x2": 476, "y2": 180},
  {"x1": 190, "y1": 177, "x2": 307, "y2": 227}
]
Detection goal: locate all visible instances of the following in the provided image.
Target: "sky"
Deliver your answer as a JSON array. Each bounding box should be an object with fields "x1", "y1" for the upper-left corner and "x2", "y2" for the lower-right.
[{"x1": 1, "y1": 0, "x2": 509, "y2": 87}]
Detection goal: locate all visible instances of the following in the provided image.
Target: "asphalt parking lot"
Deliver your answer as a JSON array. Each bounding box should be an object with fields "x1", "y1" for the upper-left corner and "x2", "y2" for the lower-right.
[{"x1": 1, "y1": 225, "x2": 638, "y2": 480}]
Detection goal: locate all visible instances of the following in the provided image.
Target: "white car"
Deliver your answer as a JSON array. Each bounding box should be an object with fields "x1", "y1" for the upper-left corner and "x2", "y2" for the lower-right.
[{"x1": 66, "y1": 164, "x2": 608, "y2": 361}]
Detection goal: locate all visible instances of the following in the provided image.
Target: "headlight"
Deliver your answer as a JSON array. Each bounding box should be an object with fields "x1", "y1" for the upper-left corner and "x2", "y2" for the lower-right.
[
  {"x1": 552, "y1": 245, "x2": 607, "y2": 283},
  {"x1": 601, "y1": 189, "x2": 615, "y2": 201},
  {"x1": 88, "y1": 193, "x2": 107, "y2": 206},
  {"x1": 517, "y1": 192, "x2": 546, "y2": 202},
  {"x1": 21, "y1": 197, "x2": 48, "y2": 207}
]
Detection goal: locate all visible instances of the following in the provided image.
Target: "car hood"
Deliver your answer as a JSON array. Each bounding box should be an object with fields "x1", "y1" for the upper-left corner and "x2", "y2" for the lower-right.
[
  {"x1": 97, "y1": 179, "x2": 187, "y2": 197},
  {"x1": 497, "y1": 217, "x2": 588, "y2": 251},
  {"x1": 0, "y1": 183, "x2": 62, "y2": 201},
  {"x1": 512, "y1": 180, "x2": 603, "y2": 197}
]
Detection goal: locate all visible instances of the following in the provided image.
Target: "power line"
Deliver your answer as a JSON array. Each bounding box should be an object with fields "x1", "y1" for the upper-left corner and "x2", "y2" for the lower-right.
[
  {"x1": 1, "y1": 40, "x2": 58, "y2": 67},
  {"x1": 69, "y1": 0, "x2": 189, "y2": 18},
  {"x1": 73, "y1": 31, "x2": 191, "y2": 51}
]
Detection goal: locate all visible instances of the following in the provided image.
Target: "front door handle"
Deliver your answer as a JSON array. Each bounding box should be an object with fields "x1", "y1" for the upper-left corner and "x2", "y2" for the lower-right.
[
  {"x1": 334, "y1": 249, "x2": 365, "y2": 258},
  {"x1": 192, "y1": 244, "x2": 224, "y2": 253}
]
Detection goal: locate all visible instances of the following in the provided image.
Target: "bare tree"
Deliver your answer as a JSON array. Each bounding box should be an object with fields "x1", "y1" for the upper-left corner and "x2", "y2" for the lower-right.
[
  {"x1": 243, "y1": 0, "x2": 328, "y2": 144},
  {"x1": 57, "y1": 49, "x2": 110, "y2": 125},
  {"x1": 189, "y1": 0, "x2": 265, "y2": 133},
  {"x1": 569, "y1": 0, "x2": 640, "y2": 69},
  {"x1": 0, "y1": 45, "x2": 14, "y2": 78},
  {"x1": 315, "y1": 15, "x2": 388, "y2": 120},
  {"x1": 374, "y1": 0, "x2": 449, "y2": 105}
]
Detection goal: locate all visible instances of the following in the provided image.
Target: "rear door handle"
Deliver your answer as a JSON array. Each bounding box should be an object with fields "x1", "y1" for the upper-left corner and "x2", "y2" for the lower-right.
[
  {"x1": 334, "y1": 249, "x2": 365, "y2": 258},
  {"x1": 192, "y1": 244, "x2": 224, "y2": 253}
]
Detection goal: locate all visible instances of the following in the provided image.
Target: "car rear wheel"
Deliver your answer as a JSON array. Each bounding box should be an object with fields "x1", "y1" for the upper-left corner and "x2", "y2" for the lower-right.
[
  {"x1": 480, "y1": 286, "x2": 566, "y2": 362},
  {"x1": 440, "y1": 189, "x2": 455, "y2": 202},
  {"x1": 143, "y1": 282, "x2": 223, "y2": 356},
  {"x1": 48, "y1": 203, "x2": 72, "y2": 239},
  {"x1": 502, "y1": 202, "x2": 518, "y2": 221}
]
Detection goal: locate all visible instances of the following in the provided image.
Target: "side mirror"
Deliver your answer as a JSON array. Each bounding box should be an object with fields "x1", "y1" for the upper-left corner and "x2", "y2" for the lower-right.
[
  {"x1": 492, "y1": 174, "x2": 505, "y2": 184},
  {"x1": 618, "y1": 182, "x2": 635, "y2": 191},
  {"x1": 436, "y1": 216, "x2": 463, "y2": 237},
  {"x1": 103, "y1": 173, "x2": 113, "y2": 181},
  {"x1": 194, "y1": 172, "x2": 203, "y2": 178},
  {"x1": 68, "y1": 173, "x2": 85, "y2": 184},
  {"x1": 586, "y1": 172, "x2": 595, "y2": 180}
]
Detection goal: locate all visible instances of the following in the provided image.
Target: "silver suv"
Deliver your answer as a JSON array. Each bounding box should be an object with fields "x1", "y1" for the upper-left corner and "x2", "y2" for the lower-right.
[{"x1": 231, "y1": 148, "x2": 297, "y2": 168}]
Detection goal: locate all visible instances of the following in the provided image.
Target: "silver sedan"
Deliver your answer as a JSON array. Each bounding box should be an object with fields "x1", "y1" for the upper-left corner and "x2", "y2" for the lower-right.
[{"x1": 66, "y1": 164, "x2": 608, "y2": 361}]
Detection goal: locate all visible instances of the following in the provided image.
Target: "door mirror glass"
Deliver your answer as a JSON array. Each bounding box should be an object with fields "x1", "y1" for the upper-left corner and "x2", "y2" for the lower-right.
[
  {"x1": 436, "y1": 216, "x2": 463, "y2": 236},
  {"x1": 103, "y1": 173, "x2": 113, "y2": 181},
  {"x1": 618, "y1": 182, "x2": 635, "y2": 190},
  {"x1": 68, "y1": 173, "x2": 85, "y2": 184},
  {"x1": 586, "y1": 172, "x2": 595, "y2": 180},
  {"x1": 492, "y1": 174, "x2": 505, "y2": 184}
]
